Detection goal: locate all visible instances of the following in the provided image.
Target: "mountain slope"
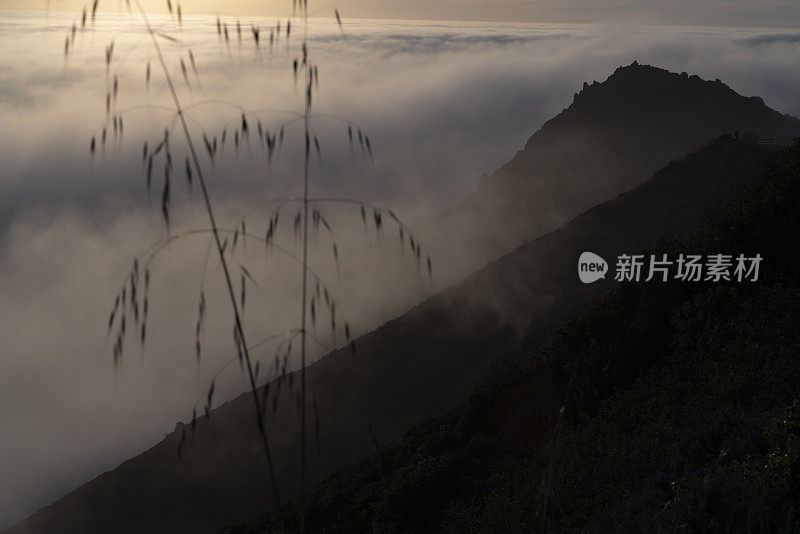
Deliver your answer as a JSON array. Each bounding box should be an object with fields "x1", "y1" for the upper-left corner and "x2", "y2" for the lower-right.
[
  {"x1": 8, "y1": 62, "x2": 800, "y2": 533},
  {"x1": 227, "y1": 141, "x2": 800, "y2": 532},
  {"x1": 6, "y1": 133, "x2": 786, "y2": 533},
  {"x1": 436, "y1": 62, "x2": 800, "y2": 269}
]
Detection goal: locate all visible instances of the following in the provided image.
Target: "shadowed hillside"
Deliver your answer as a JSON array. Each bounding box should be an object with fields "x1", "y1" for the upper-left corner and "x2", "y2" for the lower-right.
[
  {"x1": 6, "y1": 132, "x2": 786, "y2": 533},
  {"x1": 227, "y1": 141, "x2": 800, "y2": 532},
  {"x1": 436, "y1": 62, "x2": 800, "y2": 272}
]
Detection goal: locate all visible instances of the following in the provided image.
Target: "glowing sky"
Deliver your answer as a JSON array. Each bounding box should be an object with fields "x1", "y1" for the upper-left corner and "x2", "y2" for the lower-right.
[{"x1": 2, "y1": 0, "x2": 800, "y2": 27}]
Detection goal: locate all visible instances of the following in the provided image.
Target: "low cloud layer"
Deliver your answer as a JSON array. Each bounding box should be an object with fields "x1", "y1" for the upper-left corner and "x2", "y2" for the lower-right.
[
  {"x1": 10, "y1": 0, "x2": 800, "y2": 27},
  {"x1": 1, "y1": 12, "x2": 799, "y2": 529}
]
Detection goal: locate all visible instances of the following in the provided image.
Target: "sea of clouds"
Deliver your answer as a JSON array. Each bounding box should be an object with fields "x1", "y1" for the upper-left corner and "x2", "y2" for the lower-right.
[{"x1": 0, "y1": 10, "x2": 799, "y2": 529}]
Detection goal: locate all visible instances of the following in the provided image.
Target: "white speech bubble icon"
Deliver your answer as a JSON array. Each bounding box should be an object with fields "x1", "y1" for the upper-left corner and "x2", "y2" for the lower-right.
[{"x1": 578, "y1": 252, "x2": 608, "y2": 283}]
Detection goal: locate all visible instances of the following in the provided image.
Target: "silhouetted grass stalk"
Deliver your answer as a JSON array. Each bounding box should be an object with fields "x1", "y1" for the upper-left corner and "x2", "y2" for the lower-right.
[
  {"x1": 131, "y1": 0, "x2": 281, "y2": 508},
  {"x1": 301, "y1": 106, "x2": 310, "y2": 515},
  {"x1": 88, "y1": 7, "x2": 432, "y2": 525}
]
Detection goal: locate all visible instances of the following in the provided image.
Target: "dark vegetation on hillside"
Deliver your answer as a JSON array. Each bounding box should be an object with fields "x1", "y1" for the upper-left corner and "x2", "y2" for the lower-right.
[
  {"x1": 438, "y1": 62, "x2": 800, "y2": 267},
  {"x1": 228, "y1": 142, "x2": 800, "y2": 533},
  {"x1": 7, "y1": 65, "x2": 798, "y2": 534}
]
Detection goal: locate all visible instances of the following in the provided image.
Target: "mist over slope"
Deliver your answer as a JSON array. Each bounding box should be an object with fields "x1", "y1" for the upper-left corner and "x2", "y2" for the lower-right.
[
  {"x1": 229, "y1": 140, "x2": 800, "y2": 533},
  {"x1": 435, "y1": 62, "x2": 800, "y2": 270},
  {"x1": 6, "y1": 63, "x2": 794, "y2": 532}
]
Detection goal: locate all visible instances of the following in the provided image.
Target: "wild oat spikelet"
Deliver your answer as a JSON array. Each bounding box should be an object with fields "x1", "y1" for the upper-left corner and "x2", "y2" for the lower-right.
[
  {"x1": 185, "y1": 157, "x2": 192, "y2": 190},
  {"x1": 146, "y1": 156, "x2": 153, "y2": 191},
  {"x1": 180, "y1": 57, "x2": 190, "y2": 88},
  {"x1": 207, "y1": 380, "x2": 215, "y2": 408},
  {"x1": 161, "y1": 165, "x2": 171, "y2": 231},
  {"x1": 188, "y1": 50, "x2": 198, "y2": 75},
  {"x1": 240, "y1": 273, "x2": 246, "y2": 309},
  {"x1": 105, "y1": 40, "x2": 114, "y2": 66}
]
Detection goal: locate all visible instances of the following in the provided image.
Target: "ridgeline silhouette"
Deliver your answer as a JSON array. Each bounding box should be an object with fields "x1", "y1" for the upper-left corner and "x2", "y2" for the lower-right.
[{"x1": 435, "y1": 61, "x2": 800, "y2": 272}]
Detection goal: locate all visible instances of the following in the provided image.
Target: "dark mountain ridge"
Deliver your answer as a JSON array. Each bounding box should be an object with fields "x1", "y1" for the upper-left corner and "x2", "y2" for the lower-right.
[
  {"x1": 6, "y1": 65, "x2": 799, "y2": 533},
  {"x1": 435, "y1": 62, "x2": 800, "y2": 269}
]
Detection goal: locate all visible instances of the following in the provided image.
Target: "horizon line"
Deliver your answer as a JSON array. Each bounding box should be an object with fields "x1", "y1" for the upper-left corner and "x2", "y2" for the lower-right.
[{"x1": 3, "y1": 7, "x2": 800, "y2": 33}]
